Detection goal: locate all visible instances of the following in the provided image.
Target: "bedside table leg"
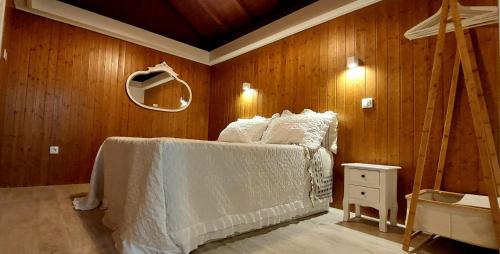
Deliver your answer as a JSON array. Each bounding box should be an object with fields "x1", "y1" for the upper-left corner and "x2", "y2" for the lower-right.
[
  {"x1": 389, "y1": 205, "x2": 398, "y2": 226},
  {"x1": 379, "y1": 209, "x2": 388, "y2": 232},
  {"x1": 355, "y1": 205, "x2": 361, "y2": 218},
  {"x1": 343, "y1": 199, "x2": 349, "y2": 221}
]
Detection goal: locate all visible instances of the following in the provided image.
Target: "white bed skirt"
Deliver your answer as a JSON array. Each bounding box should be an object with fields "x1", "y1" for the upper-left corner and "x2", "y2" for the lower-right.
[{"x1": 74, "y1": 137, "x2": 332, "y2": 253}]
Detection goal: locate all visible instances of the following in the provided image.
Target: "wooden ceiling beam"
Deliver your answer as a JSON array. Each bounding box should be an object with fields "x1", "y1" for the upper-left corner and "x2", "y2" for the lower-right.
[
  {"x1": 233, "y1": 0, "x2": 254, "y2": 21},
  {"x1": 164, "y1": 0, "x2": 207, "y2": 40},
  {"x1": 197, "y1": 0, "x2": 230, "y2": 33}
]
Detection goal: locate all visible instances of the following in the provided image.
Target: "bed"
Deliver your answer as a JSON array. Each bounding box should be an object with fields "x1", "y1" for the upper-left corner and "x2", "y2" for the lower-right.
[{"x1": 73, "y1": 137, "x2": 334, "y2": 254}]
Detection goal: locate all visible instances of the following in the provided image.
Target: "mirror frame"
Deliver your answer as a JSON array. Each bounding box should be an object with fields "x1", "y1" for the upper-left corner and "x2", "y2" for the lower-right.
[{"x1": 125, "y1": 62, "x2": 193, "y2": 112}]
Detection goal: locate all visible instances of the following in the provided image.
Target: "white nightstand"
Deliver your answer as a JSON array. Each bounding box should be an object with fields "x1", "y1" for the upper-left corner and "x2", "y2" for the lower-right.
[{"x1": 342, "y1": 163, "x2": 401, "y2": 232}]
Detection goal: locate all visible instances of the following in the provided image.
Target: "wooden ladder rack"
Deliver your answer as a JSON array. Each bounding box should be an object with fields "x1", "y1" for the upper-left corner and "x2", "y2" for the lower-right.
[{"x1": 402, "y1": 0, "x2": 500, "y2": 252}]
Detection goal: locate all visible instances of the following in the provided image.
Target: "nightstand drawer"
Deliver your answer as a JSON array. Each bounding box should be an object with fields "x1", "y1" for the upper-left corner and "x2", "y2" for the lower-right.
[
  {"x1": 349, "y1": 168, "x2": 380, "y2": 187},
  {"x1": 349, "y1": 185, "x2": 379, "y2": 203}
]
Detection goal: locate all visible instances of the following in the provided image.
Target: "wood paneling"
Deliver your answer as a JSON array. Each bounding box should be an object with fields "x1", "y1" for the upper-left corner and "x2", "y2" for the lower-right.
[
  {"x1": 60, "y1": 0, "x2": 317, "y2": 50},
  {"x1": 0, "y1": 0, "x2": 14, "y2": 186},
  {"x1": 0, "y1": 10, "x2": 211, "y2": 187},
  {"x1": 208, "y1": 0, "x2": 499, "y2": 221},
  {"x1": 1, "y1": 0, "x2": 499, "y2": 222},
  {"x1": 144, "y1": 80, "x2": 189, "y2": 109}
]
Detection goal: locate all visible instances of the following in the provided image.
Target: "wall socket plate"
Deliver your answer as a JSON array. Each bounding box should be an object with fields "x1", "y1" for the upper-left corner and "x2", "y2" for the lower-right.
[
  {"x1": 361, "y1": 98, "x2": 374, "y2": 109},
  {"x1": 49, "y1": 146, "x2": 59, "y2": 154}
]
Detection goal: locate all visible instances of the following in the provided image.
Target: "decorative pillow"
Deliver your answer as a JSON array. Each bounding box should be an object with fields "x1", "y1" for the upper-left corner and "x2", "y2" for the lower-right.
[
  {"x1": 261, "y1": 111, "x2": 330, "y2": 150},
  {"x1": 218, "y1": 114, "x2": 279, "y2": 143},
  {"x1": 281, "y1": 109, "x2": 293, "y2": 116},
  {"x1": 302, "y1": 109, "x2": 339, "y2": 153}
]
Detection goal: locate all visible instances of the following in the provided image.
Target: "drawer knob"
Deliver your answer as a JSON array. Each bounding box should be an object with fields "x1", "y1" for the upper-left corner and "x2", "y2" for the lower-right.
[
  {"x1": 361, "y1": 174, "x2": 366, "y2": 178},
  {"x1": 361, "y1": 191, "x2": 365, "y2": 195}
]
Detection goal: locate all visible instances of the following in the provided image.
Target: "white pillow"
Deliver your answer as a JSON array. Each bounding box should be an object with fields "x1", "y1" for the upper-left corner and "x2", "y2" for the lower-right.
[
  {"x1": 302, "y1": 109, "x2": 338, "y2": 153},
  {"x1": 261, "y1": 112, "x2": 330, "y2": 149},
  {"x1": 281, "y1": 109, "x2": 293, "y2": 116},
  {"x1": 218, "y1": 114, "x2": 279, "y2": 143}
]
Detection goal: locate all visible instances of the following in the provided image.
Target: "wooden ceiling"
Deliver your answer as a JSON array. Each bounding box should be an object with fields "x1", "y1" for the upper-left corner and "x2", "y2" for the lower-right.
[{"x1": 60, "y1": 0, "x2": 318, "y2": 50}]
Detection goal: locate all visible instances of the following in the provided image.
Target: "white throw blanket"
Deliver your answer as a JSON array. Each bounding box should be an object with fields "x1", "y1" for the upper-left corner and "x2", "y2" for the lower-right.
[{"x1": 74, "y1": 137, "x2": 330, "y2": 253}]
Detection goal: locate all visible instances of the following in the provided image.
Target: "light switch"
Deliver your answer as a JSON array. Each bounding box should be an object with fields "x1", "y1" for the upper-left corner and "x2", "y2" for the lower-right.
[
  {"x1": 361, "y1": 98, "x2": 374, "y2": 109},
  {"x1": 49, "y1": 146, "x2": 59, "y2": 154}
]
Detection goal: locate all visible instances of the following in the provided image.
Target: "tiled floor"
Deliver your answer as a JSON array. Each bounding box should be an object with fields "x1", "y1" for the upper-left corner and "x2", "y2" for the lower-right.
[{"x1": 0, "y1": 184, "x2": 497, "y2": 254}]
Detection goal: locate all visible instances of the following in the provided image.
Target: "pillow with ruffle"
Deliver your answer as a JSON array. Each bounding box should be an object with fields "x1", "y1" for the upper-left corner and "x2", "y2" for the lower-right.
[{"x1": 218, "y1": 114, "x2": 279, "y2": 143}]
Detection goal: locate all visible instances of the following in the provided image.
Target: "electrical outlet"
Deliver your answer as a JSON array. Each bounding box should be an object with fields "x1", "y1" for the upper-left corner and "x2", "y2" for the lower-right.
[
  {"x1": 49, "y1": 146, "x2": 59, "y2": 154},
  {"x1": 361, "y1": 98, "x2": 374, "y2": 109}
]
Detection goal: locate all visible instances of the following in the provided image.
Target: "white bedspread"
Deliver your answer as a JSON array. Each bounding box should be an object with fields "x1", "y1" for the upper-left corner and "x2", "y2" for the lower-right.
[{"x1": 74, "y1": 137, "x2": 330, "y2": 253}]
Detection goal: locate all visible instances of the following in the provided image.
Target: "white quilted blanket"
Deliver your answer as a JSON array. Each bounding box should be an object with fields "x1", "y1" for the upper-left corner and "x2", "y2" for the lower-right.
[{"x1": 73, "y1": 137, "x2": 330, "y2": 253}]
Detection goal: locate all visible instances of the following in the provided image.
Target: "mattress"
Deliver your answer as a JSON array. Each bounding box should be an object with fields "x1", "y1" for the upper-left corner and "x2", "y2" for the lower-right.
[{"x1": 74, "y1": 137, "x2": 333, "y2": 254}]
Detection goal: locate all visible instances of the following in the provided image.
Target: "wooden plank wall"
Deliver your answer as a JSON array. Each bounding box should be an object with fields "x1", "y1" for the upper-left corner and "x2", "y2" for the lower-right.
[
  {"x1": 0, "y1": 1, "x2": 14, "y2": 174},
  {"x1": 0, "y1": 10, "x2": 211, "y2": 187},
  {"x1": 144, "y1": 81, "x2": 189, "y2": 109},
  {"x1": 209, "y1": 0, "x2": 499, "y2": 220}
]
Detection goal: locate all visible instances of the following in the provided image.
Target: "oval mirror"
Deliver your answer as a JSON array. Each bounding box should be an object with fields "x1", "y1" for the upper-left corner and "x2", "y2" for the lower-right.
[{"x1": 126, "y1": 62, "x2": 192, "y2": 112}]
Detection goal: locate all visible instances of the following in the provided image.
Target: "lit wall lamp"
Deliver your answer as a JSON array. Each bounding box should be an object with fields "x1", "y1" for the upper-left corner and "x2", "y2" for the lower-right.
[
  {"x1": 242, "y1": 82, "x2": 252, "y2": 91},
  {"x1": 180, "y1": 97, "x2": 188, "y2": 107},
  {"x1": 347, "y1": 56, "x2": 361, "y2": 69}
]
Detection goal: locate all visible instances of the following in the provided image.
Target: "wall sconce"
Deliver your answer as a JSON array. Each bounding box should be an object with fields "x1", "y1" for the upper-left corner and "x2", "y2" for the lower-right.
[
  {"x1": 180, "y1": 97, "x2": 188, "y2": 107},
  {"x1": 347, "y1": 56, "x2": 361, "y2": 69},
  {"x1": 242, "y1": 82, "x2": 252, "y2": 91}
]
